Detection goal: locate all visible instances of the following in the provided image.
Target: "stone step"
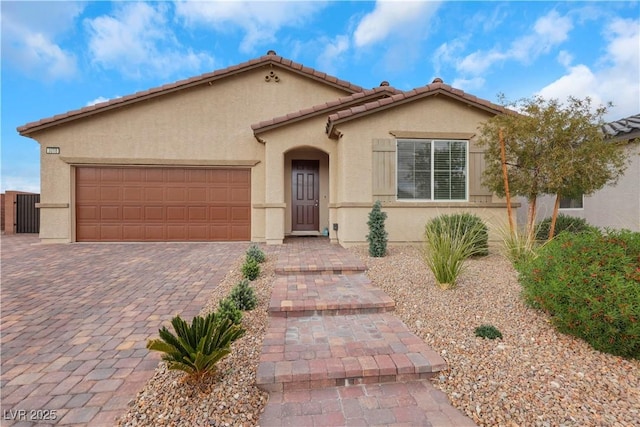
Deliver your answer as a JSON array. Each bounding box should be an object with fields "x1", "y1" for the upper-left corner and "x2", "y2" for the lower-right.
[
  {"x1": 256, "y1": 313, "x2": 446, "y2": 392},
  {"x1": 275, "y1": 243, "x2": 366, "y2": 275},
  {"x1": 268, "y1": 273, "x2": 395, "y2": 317}
]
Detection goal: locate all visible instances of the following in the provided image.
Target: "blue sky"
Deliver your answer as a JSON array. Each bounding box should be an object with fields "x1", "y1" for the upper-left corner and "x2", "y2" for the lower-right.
[{"x1": 2, "y1": 1, "x2": 639, "y2": 193}]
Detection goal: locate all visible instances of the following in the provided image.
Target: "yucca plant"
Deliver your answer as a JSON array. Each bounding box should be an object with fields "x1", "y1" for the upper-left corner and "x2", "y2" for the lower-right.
[
  {"x1": 246, "y1": 244, "x2": 266, "y2": 263},
  {"x1": 229, "y1": 279, "x2": 257, "y2": 311},
  {"x1": 498, "y1": 224, "x2": 541, "y2": 271},
  {"x1": 146, "y1": 313, "x2": 245, "y2": 379},
  {"x1": 423, "y1": 214, "x2": 487, "y2": 289}
]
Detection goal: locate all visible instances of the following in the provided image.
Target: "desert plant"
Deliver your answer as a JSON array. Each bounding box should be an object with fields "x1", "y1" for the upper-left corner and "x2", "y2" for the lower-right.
[
  {"x1": 519, "y1": 229, "x2": 640, "y2": 359},
  {"x1": 217, "y1": 297, "x2": 243, "y2": 325},
  {"x1": 535, "y1": 214, "x2": 596, "y2": 240},
  {"x1": 146, "y1": 312, "x2": 245, "y2": 378},
  {"x1": 229, "y1": 279, "x2": 257, "y2": 311},
  {"x1": 475, "y1": 324, "x2": 503, "y2": 340},
  {"x1": 423, "y1": 214, "x2": 488, "y2": 289},
  {"x1": 246, "y1": 244, "x2": 266, "y2": 264},
  {"x1": 426, "y1": 213, "x2": 489, "y2": 256},
  {"x1": 366, "y1": 200, "x2": 388, "y2": 257},
  {"x1": 241, "y1": 258, "x2": 260, "y2": 281},
  {"x1": 499, "y1": 225, "x2": 541, "y2": 271}
]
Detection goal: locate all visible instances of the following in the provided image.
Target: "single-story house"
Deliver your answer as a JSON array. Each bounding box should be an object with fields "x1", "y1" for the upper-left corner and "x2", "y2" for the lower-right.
[
  {"x1": 18, "y1": 51, "x2": 513, "y2": 246},
  {"x1": 516, "y1": 113, "x2": 640, "y2": 232}
]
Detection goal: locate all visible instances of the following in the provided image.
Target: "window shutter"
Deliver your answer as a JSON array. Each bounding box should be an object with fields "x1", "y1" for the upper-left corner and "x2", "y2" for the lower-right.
[
  {"x1": 372, "y1": 139, "x2": 396, "y2": 201},
  {"x1": 468, "y1": 150, "x2": 493, "y2": 200}
]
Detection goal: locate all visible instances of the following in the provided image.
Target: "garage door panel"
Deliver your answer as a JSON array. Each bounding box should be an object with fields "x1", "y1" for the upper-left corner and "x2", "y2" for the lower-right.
[{"x1": 76, "y1": 167, "x2": 250, "y2": 241}]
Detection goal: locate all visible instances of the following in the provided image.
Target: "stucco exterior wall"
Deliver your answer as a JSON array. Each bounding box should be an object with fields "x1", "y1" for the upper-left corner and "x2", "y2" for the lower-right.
[
  {"x1": 518, "y1": 141, "x2": 640, "y2": 232},
  {"x1": 27, "y1": 66, "x2": 351, "y2": 243},
  {"x1": 330, "y1": 96, "x2": 510, "y2": 245}
]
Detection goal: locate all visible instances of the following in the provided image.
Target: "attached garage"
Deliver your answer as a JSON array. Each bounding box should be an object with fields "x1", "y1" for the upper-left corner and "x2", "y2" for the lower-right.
[{"x1": 75, "y1": 167, "x2": 250, "y2": 242}]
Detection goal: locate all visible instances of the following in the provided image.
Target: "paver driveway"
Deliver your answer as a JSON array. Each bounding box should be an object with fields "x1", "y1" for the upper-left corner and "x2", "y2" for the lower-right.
[{"x1": 1, "y1": 235, "x2": 248, "y2": 426}]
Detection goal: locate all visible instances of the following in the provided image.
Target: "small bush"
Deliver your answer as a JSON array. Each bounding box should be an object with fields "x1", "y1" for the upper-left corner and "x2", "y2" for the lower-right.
[
  {"x1": 535, "y1": 214, "x2": 595, "y2": 240},
  {"x1": 475, "y1": 324, "x2": 503, "y2": 340},
  {"x1": 519, "y1": 230, "x2": 640, "y2": 359},
  {"x1": 146, "y1": 312, "x2": 244, "y2": 378},
  {"x1": 241, "y1": 258, "x2": 260, "y2": 281},
  {"x1": 366, "y1": 200, "x2": 388, "y2": 257},
  {"x1": 246, "y1": 244, "x2": 266, "y2": 263},
  {"x1": 229, "y1": 279, "x2": 257, "y2": 311},
  {"x1": 217, "y1": 297, "x2": 243, "y2": 325},
  {"x1": 423, "y1": 213, "x2": 488, "y2": 289},
  {"x1": 426, "y1": 213, "x2": 489, "y2": 256},
  {"x1": 499, "y1": 225, "x2": 541, "y2": 271}
]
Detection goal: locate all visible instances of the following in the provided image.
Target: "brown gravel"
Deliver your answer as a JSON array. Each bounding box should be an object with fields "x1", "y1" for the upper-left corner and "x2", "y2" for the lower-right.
[
  {"x1": 116, "y1": 253, "x2": 274, "y2": 427},
  {"x1": 352, "y1": 245, "x2": 640, "y2": 427},
  {"x1": 118, "y1": 244, "x2": 639, "y2": 427}
]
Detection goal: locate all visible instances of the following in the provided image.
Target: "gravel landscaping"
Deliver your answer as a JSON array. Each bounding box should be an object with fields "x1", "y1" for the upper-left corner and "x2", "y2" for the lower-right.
[
  {"x1": 352, "y1": 245, "x2": 640, "y2": 427},
  {"x1": 117, "y1": 244, "x2": 639, "y2": 427}
]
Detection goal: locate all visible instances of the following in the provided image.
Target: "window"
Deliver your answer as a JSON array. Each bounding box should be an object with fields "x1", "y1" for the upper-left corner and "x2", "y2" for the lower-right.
[
  {"x1": 397, "y1": 139, "x2": 467, "y2": 201},
  {"x1": 560, "y1": 196, "x2": 583, "y2": 209}
]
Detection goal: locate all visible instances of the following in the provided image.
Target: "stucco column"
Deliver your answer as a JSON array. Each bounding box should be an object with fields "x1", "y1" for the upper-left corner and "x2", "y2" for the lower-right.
[{"x1": 264, "y1": 144, "x2": 285, "y2": 245}]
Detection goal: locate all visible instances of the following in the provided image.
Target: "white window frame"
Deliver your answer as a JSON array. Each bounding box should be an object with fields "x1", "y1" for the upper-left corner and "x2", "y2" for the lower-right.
[{"x1": 396, "y1": 139, "x2": 469, "y2": 202}]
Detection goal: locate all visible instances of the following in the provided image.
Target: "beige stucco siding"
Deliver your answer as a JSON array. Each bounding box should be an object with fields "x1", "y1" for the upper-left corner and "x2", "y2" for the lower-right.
[{"x1": 29, "y1": 66, "x2": 351, "y2": 242}]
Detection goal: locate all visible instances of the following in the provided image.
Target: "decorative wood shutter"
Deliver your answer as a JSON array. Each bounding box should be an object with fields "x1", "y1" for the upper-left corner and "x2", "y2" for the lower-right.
[
  {"x1": 468, "y1": 147, "x2": 494, "y2": 202},
  {"x1": 372, "y1": 139, "x2": 396, "y2": 202}
]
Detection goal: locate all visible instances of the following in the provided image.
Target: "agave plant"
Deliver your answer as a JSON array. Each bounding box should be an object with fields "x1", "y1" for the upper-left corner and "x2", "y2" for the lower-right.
[{"x1": 146, "y1": 312, "x2": 245, "y2": 378}]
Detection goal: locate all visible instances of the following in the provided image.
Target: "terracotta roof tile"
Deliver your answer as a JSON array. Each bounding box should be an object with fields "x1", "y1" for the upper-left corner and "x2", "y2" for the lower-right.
[
  {"x1": 602, "y1": 113, "x2": 640, "y2": 141},
  {"x1": 18, "y1": 53, "x2": 365, "y2": 135},
  {"x1": 250, "y1": 86, "x2": 400, "y2": 133},
  {"x1": 325, "y1": 82, "x2": 510, "y2": 138}
]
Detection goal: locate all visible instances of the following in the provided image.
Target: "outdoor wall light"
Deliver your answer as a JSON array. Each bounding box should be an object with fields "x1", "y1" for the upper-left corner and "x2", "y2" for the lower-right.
[{"x1": 46, "y1": 147, "x2": 60, "y2": 154}]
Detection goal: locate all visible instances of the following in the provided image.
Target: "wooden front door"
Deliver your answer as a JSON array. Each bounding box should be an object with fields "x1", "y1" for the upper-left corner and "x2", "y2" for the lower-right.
[{"x1": 291, "y1": 160, "x2": 320, "y2": 231}]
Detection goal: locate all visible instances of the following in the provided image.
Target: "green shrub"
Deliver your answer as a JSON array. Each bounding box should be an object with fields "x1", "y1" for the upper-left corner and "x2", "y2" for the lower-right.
[
  {"x1": 229, "y1": 279, "x2": 257, "y2": 311},
  {"x1": 241, "y1": 258, "x2": 260, "y2": 281},
  {"x1": 535, "y1": 214, "x2": 596, "y2": 240},
  {"x1": 475, "y1": 325, "x2": 503, "y2": 340},
  {"x1": 246, "y1": 244, "x2": 266, "y2": 264},
  {"x1": 146, "y1": 312, "x2": 244, "y2": 378},
  {"x1": 423, "y1": 214, "x2": 488, "y2": 289},
  {"x1": 425, "y1": 213, "x2": 489, "y2": 256},
  {"x1": 499, "y1": 225, "x2": 541, "y2": 271},
  {"x1": 366, "y1": 200, "x2": 388, "y2": 257},
  {"x1": 519, "y1": 230, "x2": 640, "y2": 359},
  {"x1": 217, "y1": 297, "x2": 243, "y2": 325}
]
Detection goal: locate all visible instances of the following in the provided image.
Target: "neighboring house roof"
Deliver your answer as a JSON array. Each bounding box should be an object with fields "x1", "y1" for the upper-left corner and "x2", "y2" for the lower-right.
[
  {"x1": 251, "y1": 85, "x2": 401, "y2": 135},
  {"x1": 17, "y1": 51, "x2": 365, "y2": 136},
  {"x1": 325, "y1": 80, "x2": 510, "y2": 139},
  {"x1": 602, "y1": 113, "x2": 640, "y2": 143}
]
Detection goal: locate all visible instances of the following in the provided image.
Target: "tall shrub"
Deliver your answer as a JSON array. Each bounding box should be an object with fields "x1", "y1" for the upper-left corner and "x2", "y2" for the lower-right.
[
  {"x1": 535, "y1": 214, "x2": 595, "y2": 240},
  {"x1": 423, "y1": 214, "x2": 488, "y2": 289},
  {"x1": 366, "y1": 200, "x2": 388, "y2": 257},
  {"x1": 519, "y1": 230, "x2": 640, "y2": 359}
]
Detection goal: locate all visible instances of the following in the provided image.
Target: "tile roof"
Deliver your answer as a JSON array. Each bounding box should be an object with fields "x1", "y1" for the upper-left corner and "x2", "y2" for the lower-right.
[
  {"x1": 602, "y1": 113, "x2": 640, "y2": 142},
  {"x1": 325, "y1": 81, "x2": 510, "y2": 138},
  {"x1": 251, "y1": 86, "x2": 401, "y2": 134},
  {"x1": 17, "y1": 52, "x2": 365, "y2": 136}
]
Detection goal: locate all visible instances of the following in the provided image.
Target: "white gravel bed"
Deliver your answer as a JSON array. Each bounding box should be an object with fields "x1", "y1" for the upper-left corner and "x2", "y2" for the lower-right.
[
  {"x1": 117, "y1": 254, "x2": 274, "y2": 427},
  {"x1": 352, "y1": 245, "x2": 640, "y2": 427}
]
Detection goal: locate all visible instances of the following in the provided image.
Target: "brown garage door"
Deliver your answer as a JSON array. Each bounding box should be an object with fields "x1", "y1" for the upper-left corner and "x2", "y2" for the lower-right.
[{"x1": 76, "y1": 167, "x2": 250, "y2": 242}]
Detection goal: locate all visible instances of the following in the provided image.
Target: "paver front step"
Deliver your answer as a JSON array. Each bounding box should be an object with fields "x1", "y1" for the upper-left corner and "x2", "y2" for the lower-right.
[
  {"x1": 269, "y1": 273, "x2": 395, "y2": 317},
  {"x1": 275, "y1": 263, "x2": 366, "y2": 275},
  {"x1": 256, "y1": 313, "x2": 446, "y2": 392}
]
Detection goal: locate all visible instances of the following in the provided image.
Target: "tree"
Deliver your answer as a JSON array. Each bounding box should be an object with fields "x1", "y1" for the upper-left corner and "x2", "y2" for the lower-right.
[
  {"x1": 477, "y1": 96, "x2": 627, "y2": 240},
  {"x1": 366, "y1": 200, "x2": 388, "y2": 257}
]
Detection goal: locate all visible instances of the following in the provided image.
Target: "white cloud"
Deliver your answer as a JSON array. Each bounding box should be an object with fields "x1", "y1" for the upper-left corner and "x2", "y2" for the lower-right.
[
  {"x1": 86, "y1": 96, "x2": 115, "y2": 107},
  {"x1": 85, "y1": 2, "x2": 214, "y2": 80},
  {"x1": 353, "y1": 0, "x2": 440, "y2": 48},
  {"x1": 537, "y1": 18, "x2": 640, "y2": 120},
  {"x1": 174, "y1": 1, "x2": 326, "y2": 53},
  {"x1": 433, "y1": 38, "x2": 466, "y2": 76},
  {"x1": 451, "y1": 77, "x2": 486, "y2": 92},
  {"x1": 0, "y1": 175, "x2": 40, "y2": 194},
  {"x1": 557, "y1": 50, "x2": 573, "y2": 68},
  {"x1": 457, "y1": 9, "x2": 573, "y2": 75},
  {"x1": 1, "y1": 2, "x2": 83, "y2": 80},
  {"x1": 316, "y1": 35, "x2": 350, "y2": 74}
]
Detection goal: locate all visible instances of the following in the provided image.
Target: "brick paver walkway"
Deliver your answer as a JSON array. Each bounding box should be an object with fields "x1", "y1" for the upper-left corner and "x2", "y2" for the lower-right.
[
  {"x1": 1, "y1": 234, "x2": 247, "y2": 426},
  {"x1": 258, "y1": 237, "x2": 477, "y2": 426}
]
